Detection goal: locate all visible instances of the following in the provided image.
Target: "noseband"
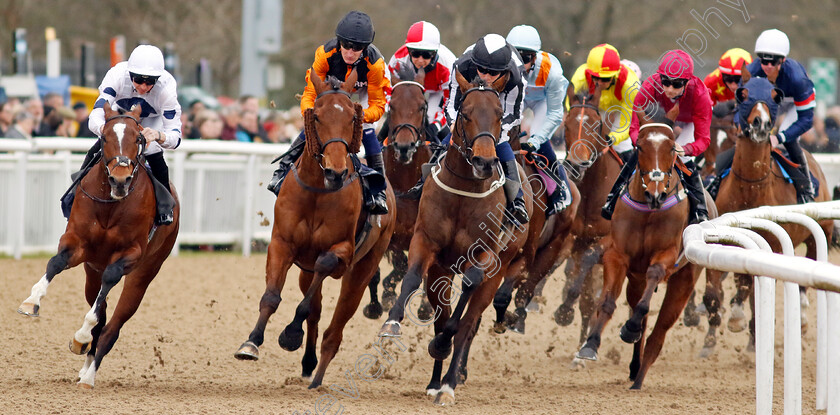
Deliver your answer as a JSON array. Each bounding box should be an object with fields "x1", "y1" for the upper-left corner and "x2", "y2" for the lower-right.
[
  {"x1": 388, "y1": 81, "x2": 428, "y2": 149},
  {"x1": 454, "y1": 85, "x2": 500, "y2": 164}
]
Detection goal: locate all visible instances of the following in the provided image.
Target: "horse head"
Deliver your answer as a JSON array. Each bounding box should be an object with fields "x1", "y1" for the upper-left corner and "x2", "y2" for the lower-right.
[
  {"x1": 563, "y1": 86, "x2": 613, "y2": 179},
  {"x1": 305, "y1": 67, "x2": 363, "y2": 190},
  {"x1": 388, "y1": 68, "x2": 427, "y2": 164},
  {"x1": 635, "y1": 105, "x2": 678, "y2": 209},
  {"x1": 451, "y1": 67, "x2": 506, "y2": 179},
  {"x1": 735, "y1": 68, "x2": 784, "y2": 144},
  {"x1": 101, "y1": 102, "x2": 145, "y2": 199}
]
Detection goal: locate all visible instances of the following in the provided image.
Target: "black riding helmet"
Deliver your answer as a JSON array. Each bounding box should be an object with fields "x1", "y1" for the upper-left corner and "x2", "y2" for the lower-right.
[
  {"x1": 471, "y1": 34, "x2": 511, "y2": 72},
  {"x1": 335, "y1": 10, "x2": 375, "y2": 44}
]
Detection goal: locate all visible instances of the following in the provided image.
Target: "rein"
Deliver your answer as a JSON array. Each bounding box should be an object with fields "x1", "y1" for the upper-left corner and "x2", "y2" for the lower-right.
[
  {"x1": 453, "y1": 85, "x2": 500, "y2": 164},
  {"x1": 387, "y1": 81, "x2": 429, "y2": 149}
]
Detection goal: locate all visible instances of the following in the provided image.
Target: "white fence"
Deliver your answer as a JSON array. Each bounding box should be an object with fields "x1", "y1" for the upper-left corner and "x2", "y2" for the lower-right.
[
  {"x1": 684, "y1": 201, "x2": 840, "y2": 415},
  {"x1": 0, "y1": 138, "x2": 290, "y2": 258}
]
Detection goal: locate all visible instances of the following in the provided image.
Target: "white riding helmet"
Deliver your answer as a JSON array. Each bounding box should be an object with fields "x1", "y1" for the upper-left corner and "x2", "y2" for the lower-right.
[
  {"x1": 754, "y1": 29, "x2": 790, "y2": 57},
  {"x1": 621, "y1": 59, "x2": 642, "y2": 79},
  {"x1": 405, "y1": 21, "x2": 440, "y2": 51},
  {"x1": 127, "y1": 45, "x2": 165, "y2": 77},
  {"x1": 506, "y1": 25, "x2": 541, "y2": 52}
]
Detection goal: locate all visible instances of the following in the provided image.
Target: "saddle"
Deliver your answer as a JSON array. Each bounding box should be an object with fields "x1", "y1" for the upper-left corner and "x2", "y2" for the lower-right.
[{"x1": 349, "y1": 154, "x2": 386, "y2": 211}]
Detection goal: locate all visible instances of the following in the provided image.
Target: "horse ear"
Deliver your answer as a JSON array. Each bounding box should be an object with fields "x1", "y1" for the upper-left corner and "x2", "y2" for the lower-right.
[
  {"x1": 414, "y1": 67, "x2": 426, "y2": 85},
  {"x1": 309, "y1": 68, "x2": 327, "y2": 96},
  {"x1": 343, "y1": 68, "x2": 358, "y2": 94},
  {"x1": 740, "y1": 62, "x2": 751, "y2": 83},
  {"x1": 591, "y1": 83, "x2": 602, "y2": 105},
  {"x1": 130, "y1": 104, "x2": 142, "y2": 118},
  {"x1": 735, "y1": 87, "x2": 748, "y2": 104},
  {"x1": 491, "y1": 72, "x2": 509, "y2": 92},
  {"x1": 103, "y1": 101, "x2": 114, "y2": 118},
  {"x1": 771, "y1": 87, "x2": 784, "y2": 104},
  {"x1": 351, "y1": 103, "x2": 364, "y2": 153},
  {"x1": 566, "y1": 87, "x2": 579, "y2": 106},
  {"x1": 455, "y1": 68, "x2": 470, "y2": 93}
]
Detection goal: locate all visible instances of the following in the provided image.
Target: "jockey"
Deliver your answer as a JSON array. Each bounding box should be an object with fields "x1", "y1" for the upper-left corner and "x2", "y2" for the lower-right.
[
  {"x1": 405, "y1": 34, "x2": 529, "y2": 224},
  {"x1": 382, "y1": 20, "x2": 457, "y2": 145},
  {"x1": 568, "y1": 44, "x2": 641, "y2": 164},
  {"x1": 750, "y1": 29, "x2": 816, "y2": 202},
  {"x1": 505, "y1": 24, "x2": 572, "y2": 216},
  {"x1": 601, "y1": 49, "x2": 712, "y2": 225},
  {"x1": 67, "y1": 44, "x2": 180, "y2": 226},
  {"x1": 266, "y1": 10, "x2": 390, "y2": 214},
  {"x1": 704, "y1": 48, "x2": 753, "y2": 105}
]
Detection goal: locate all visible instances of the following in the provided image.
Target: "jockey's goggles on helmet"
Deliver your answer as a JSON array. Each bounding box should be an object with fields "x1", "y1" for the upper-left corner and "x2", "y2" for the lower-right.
[
  {"x1": 408, "y1": 49, "x2": 436, "y2": 59},
  {"x1": 129, "y1": 72, "x2": 159, "y2": 86},
  {"x1": 516, "y1": 49, "x2": 536, "y2": 64},
  {"x1": 722, "y1": 74, "x2": 741, "y2": 84},
  {"x1": 592, "y1": 75, "x2": 613, "y2": 83},
  {"x1": 757, "y1": 53, "x2": 783, "y2": 66},
  {"x1": 339, "y1": 39, "x2": 366, "y2": 52},
  {"x1": 660, "y1": 75, "x2": 687, "y2": 88},
  {"x1": 476, "y1": 65, "x2": 501, "y2": 77}
]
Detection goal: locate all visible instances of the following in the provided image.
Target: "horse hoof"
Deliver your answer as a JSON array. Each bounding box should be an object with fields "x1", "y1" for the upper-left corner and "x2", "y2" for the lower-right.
[
  {"x1": 569, "y1": 357, "x2": 587, "y2": 370},
  {"x1": 69, "y1": 339, "x2": 90, "y2": 355},
  {"x1": 278, "y1": 327, "x2": 304, "y2": 352},
  {"x1": 378, "y1": 320, "x2": 402, "y2": 338},
  {"x1": 492, "y1": 321, "x2": 507, "y2": 334},
  {"x1": 619, "y1": 323, "x2": 643, "y2": 344},
  {"x1": 381, "y1": 291, "x2": 396, "y2": 312},
  {"x1": 234, "y1": 341, "x2": 260, "y2": 361},
  {"x1": 425, "y1": 387, "x2": 440, "y2": 396},
  {"x1": 17, "y1": 302, "x2": 39, "y2": 317},
  {"x1": 363, "y1": 302, "x2": 383, "y2": 320},
  {"x1": 727, "y1": 317, "x2": 747, "y2": 333},
  {"x1": 525, "y1": 298, "x2": 542, "y2": 313},
  {"x1": 507, "y1": 318, "x2": 525, "y2": 335},
  {"x1": 428, "y1": 335, "x2": 452, "y2": 361},
  {"x1": 575, "y1": 346, "x2": 598, "y2": 361},
  {"x1": 307, "y1": 379, "x2": 322, "y2": 389},
  {"x1": 433, "y1": 389, "x2": 455, "y2": 406},
  {"x1": 77, "y1": 382, "x2": 93, "y2": 390},
  {"x1": 683, "y1": 311, "x2": 700, "y2": 327},
  {"x1": 695, "y1": 303, "x2": 709, "y2": 316},
  {"x1": 417, "y1": 300, "x2": 433, "y2": 321},
  {"x1": 553, "y1": 304, "x2": 575, "y2": 326},
  {"x1": 698, "y1": 346, "x2": 715, "y2": 359}
]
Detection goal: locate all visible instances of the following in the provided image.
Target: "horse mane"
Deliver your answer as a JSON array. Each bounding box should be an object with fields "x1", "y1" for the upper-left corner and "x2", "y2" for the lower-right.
[
  {"x1": 324, "y1": 75, "x2": 344, "y2": 91},
  {"x1": 471, "y1": 76, "x2": 488, "y2": 88}
]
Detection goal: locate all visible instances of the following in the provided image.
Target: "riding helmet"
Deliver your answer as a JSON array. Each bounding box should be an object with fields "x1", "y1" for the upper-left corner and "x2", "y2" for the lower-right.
[
  {"x1": 471, "y1": 34, "x2": 511, "y2": 72},
  {"x1": 506, "y1": 25, "x2": 541, "y2": 52},
  {"x1": 335, "y1": 11, "x2": 375, "y2": 45},
  {"x1": 755, "y1": 29, "x2": 790, "y2": 57},
  {"x1": 127, "y1": 45, "x2": 165, "y2": 77}
]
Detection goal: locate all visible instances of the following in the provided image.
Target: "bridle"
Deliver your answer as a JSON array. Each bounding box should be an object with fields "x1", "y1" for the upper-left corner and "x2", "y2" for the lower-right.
[
  {"x1": 82, "y1": 114, "x2": 146, "y2": 203},
  {"x1": 636, "y1": 124, "x2": 679, "y2": 196},
  {"x1": 387, "y1": 81, "x2": 428, "y2": 150},
  {"x1": 453, "y1": 85, "x2": 500, "y2": 165}
]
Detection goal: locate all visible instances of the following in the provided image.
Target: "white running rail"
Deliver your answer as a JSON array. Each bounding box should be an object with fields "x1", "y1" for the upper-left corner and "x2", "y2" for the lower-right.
[{"x1": 683, "y1": 201, "x2": 840, "y2": 415}]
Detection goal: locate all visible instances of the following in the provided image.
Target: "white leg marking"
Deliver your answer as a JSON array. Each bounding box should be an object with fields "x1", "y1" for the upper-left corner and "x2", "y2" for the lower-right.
[
  {"x1": 22, "y1": 274, "x2": 50, "y2": 307},
  {"x1": 78, "y1": 361, "x2": 97, "y2": 387},
  {"x1": 78, "y1": 354, "x2": 95, "y2": 379},
  {"x1": 74, "y1": 302, "x2": 100, "y2": 344},
  {"x1": 438, "y1": 384, "x2": 455, "y2": 398}
]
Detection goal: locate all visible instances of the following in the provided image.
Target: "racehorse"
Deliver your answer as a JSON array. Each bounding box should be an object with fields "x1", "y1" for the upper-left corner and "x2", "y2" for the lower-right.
[
  {"x1": 362, "y1": 68, "x2": 432, "y2": 319},
  {"x1": 234, "y1": 69, "x2": 396, "y2": 388},
  {"x1": 697, "y1": 71, "x2": 833, "y2": 355},
  {"x1": 575, "y1": 110, "x2": 712, "y2": 389},
  {"x1": 492, "y1": 127, "x2": 580, "y2": 334},
  {"x1": 698, "y1": 102, "x2": 737, "y2": 180},
  {"x1": 17, "y1": 102, "x2": 180, "y2": 388},
  {"x1": 378, "y1": 69, "x2": 535, "y2": 405},
  {"x1": 553, "y1": 88, "x2": 623, "y2": 347}
]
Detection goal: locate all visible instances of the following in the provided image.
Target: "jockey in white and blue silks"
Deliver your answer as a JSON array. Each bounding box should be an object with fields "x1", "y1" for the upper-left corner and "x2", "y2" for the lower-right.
[
  {"x1": 506, "y1": 24, "x2": 571, "y2": 216},
  {"x1": 405, "y1": 34, "x2": 529, "y2": 223},
  {"x1": 64, "y1": 44, "x2": 181, "y2": 226}
]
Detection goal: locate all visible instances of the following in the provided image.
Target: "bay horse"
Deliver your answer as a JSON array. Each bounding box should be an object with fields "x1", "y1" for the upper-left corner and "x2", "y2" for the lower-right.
[
  {"x1": 378, "y1": 69, "x2": 535, "y2": 405},
  {"x1": 362, "y1": 68, "x2": 432, "y2": 319},
  {"x1": 234, "y1": 68, "x2": 396, "y2": 389},
  {"x1": 492, "y1": 127, "x2": 580, "y2": 334},
  {"x1": 17, "y1": 102, "x2": 180, "y2": 388},
  {"x1": 699, "y1": 72, "x2": 833, "y2": 355},
  {"x1": 553, "y1": 88, "x2": 623, "y2": 347},
  {"x1": 575, "y1": 112, "x2": 713, "y2": 389}
]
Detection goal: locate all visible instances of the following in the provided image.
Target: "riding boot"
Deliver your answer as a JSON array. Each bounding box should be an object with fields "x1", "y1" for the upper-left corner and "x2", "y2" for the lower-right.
[
  {"x1": 707, "y1": 147, "x2": 735, "y2": 200},
  {"x1": 402, "y1": 143, "x2": 447, "y2": 200},
  {"x1": 601, "y1": 151, "x2": 638, "y2": 220},
  {"x1": 680, "y1": 161, "x2": 709, "y2": 225},
  {"x1": 545, "y1": 161, "x2": 571, "y2": 217},
  {"x1": 147, "y1": 152, "x2": 175, "y2": 226},
  {"x1": 365, "y1": 152, "x2": 389, "y2": 214},
  {"x1": 501, "y1": 159, "x2": 529, "y2": 224},
  {"x1": 267, "y1": 134, "x2": 306, "y2": 195},
  {"x1": 63, "y1": 141, "x2": 103, "y2": 219},
  {"x1": 784, "y1": 141, "x2": 815, "y2": 203}
]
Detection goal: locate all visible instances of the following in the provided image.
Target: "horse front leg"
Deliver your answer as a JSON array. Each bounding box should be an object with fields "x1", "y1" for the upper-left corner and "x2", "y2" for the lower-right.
[
  {"x1": 18, "y1": 238, "x2": 86, "y2": 316},
  {"x1": 424, "y1": 271, "x2": 452, "y2": 395},
  {"x1": 362, "y1": 269, "x2": 383, "y2": 319},
  {"x1": 576, "y1": 246, "x2": 627, "y2": 363},
  {"x1": 381, "y1": 250, "x2": 408, "y2": 311},
  {"x1": 279, "y1": 242, "x2": 351, "y2": 353},
  {"x1": 620, "y1": 250, "x2": 678, "y2": 345},
  {"x1": 379, "y1": 235, "x2": 437, "y2": 337},
  {"x1": 727, "y1": 273, "x2": 751, "y2": 334},
  {"x1": 699, "y1": 269, "x2": 726, "y2": 358},
  {"x1": 235, "y1": 239, "x2": 294, "y2": 361},
  {"x1": 427, "y1": 265, "x2": 485, "y2": 362}
]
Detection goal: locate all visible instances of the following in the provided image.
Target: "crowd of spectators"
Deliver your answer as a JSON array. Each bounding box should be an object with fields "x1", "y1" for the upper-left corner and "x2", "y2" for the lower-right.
[{"x1": 182, "y1": 94, "x2": 303, "y2": 144}]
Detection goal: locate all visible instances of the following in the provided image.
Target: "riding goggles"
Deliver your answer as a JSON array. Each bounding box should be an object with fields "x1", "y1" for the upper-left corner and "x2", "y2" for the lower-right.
[
  {"x1": 517, "y1": 49, "x2": 536, "y2": 64},
  {"x1": 757, "y1": 53, "x2": 783, "y2": 66},
  {"x1": 339, "y1": 39, "x2": 367, "y2": 52},
  {"x1": 129, "y1": 72, "x2": 159, "y2": 86},
  {"x1": 476, "y1": 65, "x2": 501, "y2": 77},
  {"x1": 409, "y1": 49, "x2": 436, "y2": 59},
  {"x1": 721, "y1": 74, "x2": 741, "y2": 84},
  {"x1": 660, "y1": 75, "x2": 687, "y2": 89}
]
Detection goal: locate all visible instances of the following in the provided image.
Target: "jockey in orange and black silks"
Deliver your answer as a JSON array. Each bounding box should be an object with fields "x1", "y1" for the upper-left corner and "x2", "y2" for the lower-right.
[{"x1": 266, "y1": 10, "x2": 391, "y2": 215}]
